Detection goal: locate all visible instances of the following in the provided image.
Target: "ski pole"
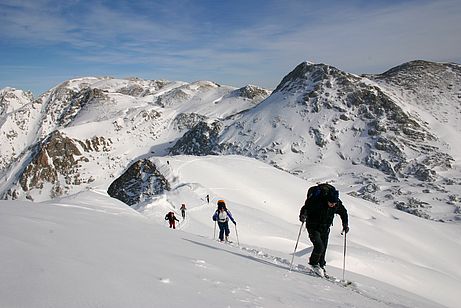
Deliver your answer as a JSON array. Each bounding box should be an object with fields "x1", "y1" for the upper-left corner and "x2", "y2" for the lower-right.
[
  {"x1": 289, "y1": 221, "x2": 304, "y2": 272},
  {"x1": 235, "y1": 223, "x2": 240, "y2": 246},
  {"x1": 342, "y1": 231, "x2": 347, "y2": 281}
]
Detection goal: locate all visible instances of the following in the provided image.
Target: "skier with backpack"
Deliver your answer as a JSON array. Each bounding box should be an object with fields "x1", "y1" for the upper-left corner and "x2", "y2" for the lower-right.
[
  {"x1": 212, "y1": 200, "x2": 236, "y2": 242},
  {"x1": 165, "y1": 211, "x2": 179, "y2": 229},
  {"x1": 299, "y1": 183, "x2": 349, "y2": 277}
]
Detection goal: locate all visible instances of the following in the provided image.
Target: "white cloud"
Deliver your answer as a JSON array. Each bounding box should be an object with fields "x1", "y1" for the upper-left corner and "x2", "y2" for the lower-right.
[{"x1": 1, "y1": 0, "x2": 460, "y2": 91}]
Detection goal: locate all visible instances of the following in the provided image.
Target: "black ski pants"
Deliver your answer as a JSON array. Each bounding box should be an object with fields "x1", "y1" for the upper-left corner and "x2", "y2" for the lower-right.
[
  {"x1": 307, "y1": 228, "x2": 330, "y2": 267},
  {"x1": 217, "y1": 221, "x2": 230, "y2": 241}
]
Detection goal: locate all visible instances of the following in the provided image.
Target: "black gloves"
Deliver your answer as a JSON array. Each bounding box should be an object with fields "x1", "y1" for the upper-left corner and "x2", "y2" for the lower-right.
[
  {"x1": 299, "y1": 215, "x2": 307, "y2": 222},
  {"x1": 342, "y1": 225, "x2": 350, "y2": 234}
]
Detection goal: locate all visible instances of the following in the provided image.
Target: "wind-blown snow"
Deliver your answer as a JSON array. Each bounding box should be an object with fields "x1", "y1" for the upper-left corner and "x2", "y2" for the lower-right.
[{"x1": 1, "y1": 155, "x2": 459, "y2": 307}]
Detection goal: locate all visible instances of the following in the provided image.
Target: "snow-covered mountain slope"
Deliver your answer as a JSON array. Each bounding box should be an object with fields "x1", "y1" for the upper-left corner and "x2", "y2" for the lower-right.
[
  {"x1": 211, "y1": 61, "x2": 460, "y2": 222},
  {"x1": 0, "y1": 88, "x2": 42, "y2": 172},
  {"x1": 0, "y1": 60, "x2": 460, "y2": 222},
  {"x1": 368, "y1": 61, "x2": 461, "y2": 130},
  {"x1": 123, "y1": 155, "x2": 461, "y2": 308},
  {"x1": 0, "y1": 77, "x2": 270, "y2": 202},
  {"x1": 1, "y1": 156, "x2": 458, "y2": 307},
  {"x1": 368, "y1": 60, "x2": 461, "y2": 160}
]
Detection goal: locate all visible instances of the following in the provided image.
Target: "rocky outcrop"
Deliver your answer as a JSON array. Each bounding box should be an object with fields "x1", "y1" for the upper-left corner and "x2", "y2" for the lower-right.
[
  {"x1": 274, "y1": 62, "x2": 361, "y2": 94},
  {"x1": 232, "y1": 85, "x2": 271, "y2": 101},
  {"x1": 107, "y1": 159, "x2": 170, "y2": 206},
  {"x1": 173, "y1": 113, "x2": 208, "y2": 131},
  {"x1": 169, "y1": 121, "x2": 223, "y2": 156},
  {"x1": 56, "y1": 87, "x2": 108, "y2": 127},
  {"x1": 18, "y1": 131, "x2": 85, "y2": 199},
  {"x1": 4, "y1": 131, "x2": 112, "y2": 200}
]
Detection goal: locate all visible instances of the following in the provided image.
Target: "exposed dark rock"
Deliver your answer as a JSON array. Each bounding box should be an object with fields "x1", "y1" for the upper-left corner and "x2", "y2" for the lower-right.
[
  {"x1": 232, "y1": 85, "x2": 271, "y2": 100},
  {"x1": 274, "y1": 62, "x2": 359, "y2": 94},
  {"x1": 18, "y1": 131, "x2": 84, "y2": 199},
  {"x1": 5, "y1": 131, "x2": 112, "y2": 200},
  {"x1": 310, "y1": 128, "x2": 327, "y2": 147},
  {"x1": 395, "y1": 198, "x2": 431, "y2": 219},
  {"x1": 107, "y1": 159, "x2": 170, "y2": 206},
  {"x1": 173, "y1": 113, "x2": 207, "y2": 131},
  {"x1": 117, "y1": 80, "x2": 169, "y2": 97},
  {"x1": 169, "y1": 121, "x2": 223, "y2": 155},
  {"x1": 57, "y1": 88, "x2": 108, "y2": 127},
  {"x1": 364, "y1": 151, "x2": 396, "y2": 177}
]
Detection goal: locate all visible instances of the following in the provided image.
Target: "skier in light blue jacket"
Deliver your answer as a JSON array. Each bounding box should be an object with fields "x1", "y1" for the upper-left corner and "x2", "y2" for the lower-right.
[{"x1": 212, "y1": 200, "x2": 236, "y2": 242}]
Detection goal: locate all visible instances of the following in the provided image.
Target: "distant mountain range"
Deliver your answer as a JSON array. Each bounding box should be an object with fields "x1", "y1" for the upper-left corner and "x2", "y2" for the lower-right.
[{"x1": 1, "y1": 60, "x2": 460, "y2": 222}]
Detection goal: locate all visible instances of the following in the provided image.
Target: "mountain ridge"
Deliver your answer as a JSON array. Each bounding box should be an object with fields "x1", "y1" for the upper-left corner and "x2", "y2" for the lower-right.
[{"x1": 1, "y1": 60, "x2": 460, "y2": 221}]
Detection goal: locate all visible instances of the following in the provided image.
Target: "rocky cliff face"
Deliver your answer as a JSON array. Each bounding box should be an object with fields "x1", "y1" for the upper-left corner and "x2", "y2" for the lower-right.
[
  {"x1": 169, "y1": 121, "x2": 223, "y2": 156},
  {"x1": 230, "y1": 85, "x2": 272, "y2": 101},
  {"x1": 3, "y1": 131, "x2": 112, "y2": 201}
]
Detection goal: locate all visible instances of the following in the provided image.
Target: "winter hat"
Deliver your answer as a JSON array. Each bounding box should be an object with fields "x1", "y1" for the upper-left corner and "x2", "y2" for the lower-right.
[
  {"x1": 327, "y1": 189, "x2": 339, "y2": 203},
  {"x1": 217, "y1": 200, "x2": 226, "y2": 209}
]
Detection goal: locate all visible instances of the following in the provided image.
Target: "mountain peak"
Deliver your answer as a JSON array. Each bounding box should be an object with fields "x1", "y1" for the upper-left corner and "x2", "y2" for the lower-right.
[
  {"x1": 233, "y1": 84, "x2": 272, "y2": 100},
  {"x1": 375, "y1": 60, "x2": 459, "y2": 80},
  {"x1": 273, "y1": 61, "x2": 357, "y2": 93}
]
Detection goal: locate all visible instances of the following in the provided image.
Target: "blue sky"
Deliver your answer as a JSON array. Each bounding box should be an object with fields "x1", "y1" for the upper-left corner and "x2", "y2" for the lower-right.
[{"x1": 1, "y1": 0, "x2": 460, "y2": 96}]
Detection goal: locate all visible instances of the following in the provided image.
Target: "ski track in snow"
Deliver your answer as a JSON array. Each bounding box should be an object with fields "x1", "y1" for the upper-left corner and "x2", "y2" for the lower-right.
[{"x1": 215, "y1": 240, "x2": 411, "y2": 308}]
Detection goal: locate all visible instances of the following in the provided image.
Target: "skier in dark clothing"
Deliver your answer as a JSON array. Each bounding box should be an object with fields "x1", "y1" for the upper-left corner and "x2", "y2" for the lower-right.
[
  {"x1": 165, "y1": 211, "x2": 179, "y2": 229},
  {"x1": 180, "y1": 204, "x2": 187, "y2": 219},
  {"x1": 212, "y1": 200, "x2": 236, "y2": 242},
  {"x1": 299, "y1": 183, "x2": 349, "y2": 277}
]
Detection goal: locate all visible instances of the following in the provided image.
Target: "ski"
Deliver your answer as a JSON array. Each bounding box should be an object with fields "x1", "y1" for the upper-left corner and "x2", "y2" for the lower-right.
[
  {"x1": 324, "y1": 274, "x2": 353, "y2": 286},
  {"x1": 295, "y1": 265, "x2": 354, "y2": 287},
  {"x1": 217, "y1": 240, "x2": 233, "y2": 244}
]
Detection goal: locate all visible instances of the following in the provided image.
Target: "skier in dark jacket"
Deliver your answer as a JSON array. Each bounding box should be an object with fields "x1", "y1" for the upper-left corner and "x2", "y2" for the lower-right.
[
  {"x1": 180, "y1": 204, "x2": 187, "y2": 219},
  {"x1": 165, "y1": 211, "x2": 179, "y2": 229},
  {"x1": 212, "y1": 200, "x2": 236, "y2": 242},
  {"x1": 299, "y1": 183, "x2": 349, "y2": 277}
]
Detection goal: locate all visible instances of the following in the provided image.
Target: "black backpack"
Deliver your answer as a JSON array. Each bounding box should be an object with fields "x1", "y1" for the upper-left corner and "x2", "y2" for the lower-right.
[
  {"x1": 305, "y1": 183, "x2": 336, "y2": 205},
  {"x1": 300, "y1": 183, "x2": 340, "y2": 223}
]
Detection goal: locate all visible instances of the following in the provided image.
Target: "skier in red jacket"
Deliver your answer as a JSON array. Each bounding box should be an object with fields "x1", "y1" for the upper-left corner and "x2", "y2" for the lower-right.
[{"x1": 165, "y1": 212, "x2": 179, "y2": 229}]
